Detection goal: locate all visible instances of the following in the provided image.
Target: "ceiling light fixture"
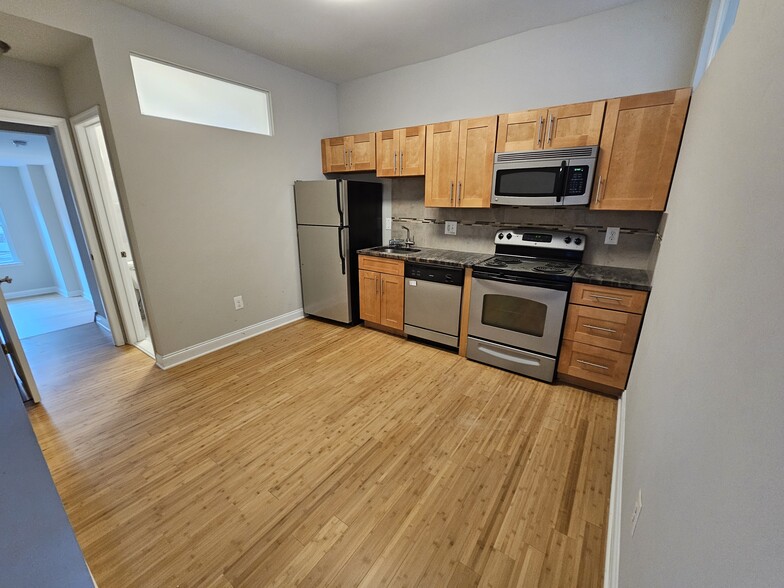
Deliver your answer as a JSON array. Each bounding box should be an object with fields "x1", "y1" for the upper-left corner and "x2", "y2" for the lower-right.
[
  {"x1": 13, "y1": 140, "x2": 27, "y2": 147},
  {"x1": 0, "y1": 40, "x2": 10, "y2": 55}
]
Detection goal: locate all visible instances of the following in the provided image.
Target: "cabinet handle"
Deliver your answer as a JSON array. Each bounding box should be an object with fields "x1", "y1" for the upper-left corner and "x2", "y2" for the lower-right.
[
  {"x1": 400, "y1": 151, "x2": 404, "y2": 174},
  {"x1": 349, "y1": 149, "x2": 353, "y2": 168},
  {"x1": 576, "y1": 359, "x2": 610, "y2": 370},
  {"x1": 457, "y1": 181, "x2": 462, "y2": 204},
  {"x1": 394, "y1": 151, "x2": 397, "y2": 174},
  {"x1": 536, "y1": 116, "x2": 544, "y2": 147},
  {"x1": 344, "y1": 148, "x2": 348, "y2": 167},
  {"x1": 381, "y1": 277, "x2": 384, "y2": 296},
  {"x1": 585, "y1": 324, "x2": 617, "y2": 334},
  {"x1": 546, "y1": 114, "x2": 554, "y2": 145},
  {"x1": 595, "y1": 175, "x2": 604, "y2": 204},
  {"x1": 376, "y1": 275, "x2": 380, "y2": 294},
  {"x1": 450, "y1": 181, "x2": 454, "y2": 204},
  {"x1": 591, "y1": 294, "x2": 623, "y2": 303}
]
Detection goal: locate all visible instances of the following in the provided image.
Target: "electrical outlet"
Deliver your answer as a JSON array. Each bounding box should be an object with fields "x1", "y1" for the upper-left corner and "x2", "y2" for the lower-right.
[
  {"x1": 630, "y1": 489, "x2": 643, "y2": 536},
  {"x1": 385, "y1": 217, "x2": 392, "y2": 230},
  {"x1": 445, "y1": 221, "x2": 457, "y2": 236},
  {"x1": 605, "y1": 227, "x2": 620, "y2": 245},
  {"x1": 233, "y1": 295, "x2": 244, "y2": 310}
]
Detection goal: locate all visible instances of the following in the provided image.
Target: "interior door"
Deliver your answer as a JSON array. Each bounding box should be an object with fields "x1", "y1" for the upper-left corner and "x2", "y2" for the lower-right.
[{"x1": 0, "y1": 277, "x2": 40, "y2": 403}]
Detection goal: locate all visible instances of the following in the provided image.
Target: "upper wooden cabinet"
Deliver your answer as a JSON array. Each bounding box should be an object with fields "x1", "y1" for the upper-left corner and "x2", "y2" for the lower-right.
[
  {"x1": 376, "y1": 126, "x2": 426, "y2": 177},
  {"x1": 425, "y1": 116, "x2": 497, "y2": 208},
  {"x1": 321, "y1": 132, "x2": 376, "y2": 173},
  {"x1": 497, "y1": 100, "x2": 605, "y2": 152},
  {"x1": 591, "y1": 88, "x2": 691, "y2": 211}
]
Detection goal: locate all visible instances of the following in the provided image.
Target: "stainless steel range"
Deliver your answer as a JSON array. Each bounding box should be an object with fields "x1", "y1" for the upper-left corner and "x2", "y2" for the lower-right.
[{"x1": 467, "y1": 229, "x2": 585, "y2": 382}]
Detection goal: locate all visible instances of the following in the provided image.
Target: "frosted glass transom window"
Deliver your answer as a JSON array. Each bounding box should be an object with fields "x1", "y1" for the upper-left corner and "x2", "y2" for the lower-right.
[{"x1": 130, "y1": 55, "x2": 272, "y2": 136}]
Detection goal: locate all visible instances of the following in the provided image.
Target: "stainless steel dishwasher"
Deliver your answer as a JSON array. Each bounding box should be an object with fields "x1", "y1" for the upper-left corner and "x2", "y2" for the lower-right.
[{"x1": 404, "y1": 262, "x2": 464, "y2": 348}]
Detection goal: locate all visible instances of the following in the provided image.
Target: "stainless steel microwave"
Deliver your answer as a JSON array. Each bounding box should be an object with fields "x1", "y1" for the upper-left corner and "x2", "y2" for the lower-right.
[{"x1": 492, "y1": 146, "x2": 598, "y2": 207}]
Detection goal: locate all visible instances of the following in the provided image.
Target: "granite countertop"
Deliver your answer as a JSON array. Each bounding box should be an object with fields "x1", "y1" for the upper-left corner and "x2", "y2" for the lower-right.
[
  {"x1": 358, "y1": 246, "x2": 490, "y2": 268},
  {"x1": 574, "y1": 263, "x2": 652, "y2": 292}
]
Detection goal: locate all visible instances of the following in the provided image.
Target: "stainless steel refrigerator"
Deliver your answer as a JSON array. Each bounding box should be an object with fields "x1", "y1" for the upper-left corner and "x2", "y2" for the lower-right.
[{"x1": 294, "y1": 180, "x2": 382, "y2": 324}]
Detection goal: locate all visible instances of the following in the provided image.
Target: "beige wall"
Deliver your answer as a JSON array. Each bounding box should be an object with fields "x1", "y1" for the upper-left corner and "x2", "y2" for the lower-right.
[
  {"x1": 337, "y1": 0, "x2": 708, "y2": 134},
  {"x1": 619, "y1": 1, "x2": 784, "y2": 585},
  {"x1": 0, "y1": 57, "x2": 69, "y2": 118},
  {"x1": 1, "y1": 1, "x2": 339, "y2": 357}
]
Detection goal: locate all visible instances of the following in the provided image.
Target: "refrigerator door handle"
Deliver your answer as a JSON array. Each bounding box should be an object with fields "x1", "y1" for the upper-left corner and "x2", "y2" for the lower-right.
[
  {"x1": 337, "y1": 227, "x2": 346, "y2": 275},
  {"x1": 336, "y1": 182, "x2": 345, "y2": 226}
]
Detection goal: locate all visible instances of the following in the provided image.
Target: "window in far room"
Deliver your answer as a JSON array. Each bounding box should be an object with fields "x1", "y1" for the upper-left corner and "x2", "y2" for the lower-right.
[
  {"x1": 129, "y1": 54, "x2": 273, "y2": 136},
  {"x1": 0, "y1": 209, "x2": 19, "y2": 265}
]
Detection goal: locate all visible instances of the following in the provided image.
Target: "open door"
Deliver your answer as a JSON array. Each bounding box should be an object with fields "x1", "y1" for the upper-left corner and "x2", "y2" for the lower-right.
[{"x1": 0, "y1": 276, "x2": 40, "y2": 403}]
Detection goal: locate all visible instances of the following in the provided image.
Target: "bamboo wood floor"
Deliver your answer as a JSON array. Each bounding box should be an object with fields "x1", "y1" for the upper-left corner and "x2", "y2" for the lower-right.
[{"x1": 25, "y1": 319, "x2": 616, "y2": 587}]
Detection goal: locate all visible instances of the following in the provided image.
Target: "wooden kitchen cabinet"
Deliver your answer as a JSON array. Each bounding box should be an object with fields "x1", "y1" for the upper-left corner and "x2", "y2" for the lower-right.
[
  {"x1": 496, "y1": 100, "x2": 605, "y2": 152},
  {"x1": 321, "y1": 132, "x2": 376, "y2": 173},
  {"x1": 558, "y1": 283, "x2": 648, "y2": 395},
  {"x1": 358, "y1": 256, "x2": 405, "y2": 331},
  {"x1": 425, "y1": 116, "x2": 497, "y2": 208},
  {"x1": 376, "y1": 126, "x2": 426, "y2": 177},
  {"x1": 591, "y1": 88, "x2": 691, "y2": 211}
]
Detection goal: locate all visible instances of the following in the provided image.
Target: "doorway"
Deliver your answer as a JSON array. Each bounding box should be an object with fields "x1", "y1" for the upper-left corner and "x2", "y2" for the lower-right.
[{"x1": 71, "y1": 108, "x2": 152, "y2": 357}]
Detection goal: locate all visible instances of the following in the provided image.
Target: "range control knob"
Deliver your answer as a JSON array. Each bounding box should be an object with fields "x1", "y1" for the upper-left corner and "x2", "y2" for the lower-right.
[
  {"x1": 506, "y1": 233, "x2": 513, "y2": 239},
  {"x1": 498, "y1": 232, "x2": 505, "y2": 239},
  {"x1": 564, "y1": 237, "x2": 572, "y2": 244},
  {"x1": 575, "y1": 238, "x2": 583, "y2": 245}
]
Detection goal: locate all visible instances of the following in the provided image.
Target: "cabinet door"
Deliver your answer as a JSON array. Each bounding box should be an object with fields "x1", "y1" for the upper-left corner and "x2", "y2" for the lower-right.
[
  {"x1": 348, "y1": 132, "x2": 376, "y2": 171},
  {"x1": 400, "y1": 125, "x2": 426, "y2": 176},
  {"x1": 425, "y1": 121, "x2": 460, "y2": 207},
  {"x1": 591, "y1": 89, "x2": 690, "y2": 211},
  {"x1": 457, "y1": 116, "x2": 497, "y2": 208},
  {"x1": 321, "y1": 136, "x2": 349, "y2": 173},
  {"x1": 544, "y1": 100, "x2": 606, "y2": 149},
  {"x1": 359, "y1": 269, "x2": 381, "y2": 323},
  {"x1": 380, "y1": 273, "x2": 404, "y2": 330},
  {"x1": 375, "y1": 130, "x2": 399, "y2": 177},
  {"x1": 496, "y1": 109, "x2": 547, "y2": 152}
]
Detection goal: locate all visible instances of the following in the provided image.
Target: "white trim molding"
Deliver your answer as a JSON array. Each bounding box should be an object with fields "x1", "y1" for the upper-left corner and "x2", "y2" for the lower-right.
[
  {"x1": 155, "y1": 309, "x2": 305, "y2": 370},
  {"x1": 604, "y1": 392, "x2": 626, "y2": 588},
  {"x1": 95, "y1": 314, "x2": 112, "y2": 333},
  {"x1": 3, "y1": 287, "x2": 59, "y2": 300}
]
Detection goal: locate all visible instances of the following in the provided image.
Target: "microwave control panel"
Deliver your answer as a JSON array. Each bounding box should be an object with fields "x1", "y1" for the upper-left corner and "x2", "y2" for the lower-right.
[{"x1": 565, "y1": 166, "x2": 589, "y2": 195}]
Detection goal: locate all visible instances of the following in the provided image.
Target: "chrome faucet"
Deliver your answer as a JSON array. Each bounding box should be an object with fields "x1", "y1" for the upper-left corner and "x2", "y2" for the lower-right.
[{"x1": 401, "y1": 225, "x2": 415, "y2": 248}]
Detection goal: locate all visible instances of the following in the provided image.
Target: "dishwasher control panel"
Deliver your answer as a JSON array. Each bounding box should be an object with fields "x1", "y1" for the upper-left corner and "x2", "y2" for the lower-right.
[{"x1": 405, "y1": 262, "x2": 465, "y2": 286}]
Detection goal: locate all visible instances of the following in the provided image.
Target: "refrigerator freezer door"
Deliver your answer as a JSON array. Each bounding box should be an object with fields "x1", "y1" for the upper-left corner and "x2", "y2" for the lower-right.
[
  {"x1": 297, "y1": 225, "x2": 352, "y2": 323},
  {"x1": 294, "y1": 180, "x2": 346, "y2": 227}
]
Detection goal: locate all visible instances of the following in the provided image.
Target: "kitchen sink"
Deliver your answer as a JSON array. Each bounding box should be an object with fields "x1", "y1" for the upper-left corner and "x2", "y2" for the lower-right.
[{"x1": 371, "y1": 246, "x2": 422, "y2": 254}]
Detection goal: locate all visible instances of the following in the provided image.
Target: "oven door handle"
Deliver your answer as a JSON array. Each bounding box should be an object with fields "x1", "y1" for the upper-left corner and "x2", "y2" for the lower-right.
[
  {"x1": 555, "y1": 160, "x2": 567, "y2": 203},
  {"x1": 472, "y1": 271, "x2": 571, "y2": 291},
  {"x1": 476, "y1": 344, "x2": 542, "y2": 367}
]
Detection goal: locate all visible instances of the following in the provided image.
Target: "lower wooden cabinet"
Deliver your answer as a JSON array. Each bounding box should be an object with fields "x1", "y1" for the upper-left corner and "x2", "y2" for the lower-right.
[
  {"x1": 358, "y1": 256, "x2": 405, "y2": 331},
  {"x1": 558, "y1": 283, "x2": 648, "y2": 395}
]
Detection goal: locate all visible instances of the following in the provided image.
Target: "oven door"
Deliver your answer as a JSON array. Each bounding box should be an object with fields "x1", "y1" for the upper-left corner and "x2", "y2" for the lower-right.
[{"x1": 468, "y1": 275, "x2": 569, "y2": 356}]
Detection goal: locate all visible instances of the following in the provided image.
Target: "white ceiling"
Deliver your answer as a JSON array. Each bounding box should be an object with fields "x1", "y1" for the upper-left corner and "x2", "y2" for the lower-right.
[
  {"x1": 111, "y1": 0, "x2": 638, "y2": 83},
  {"x1": 0, "y1": 12, "x2": 90, "y2": 67}
]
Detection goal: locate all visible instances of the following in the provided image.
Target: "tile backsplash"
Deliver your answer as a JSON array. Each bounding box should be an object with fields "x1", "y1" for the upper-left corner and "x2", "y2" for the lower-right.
[{"x1": 390, "y1": 178, "x2": 661, "y2": 269}]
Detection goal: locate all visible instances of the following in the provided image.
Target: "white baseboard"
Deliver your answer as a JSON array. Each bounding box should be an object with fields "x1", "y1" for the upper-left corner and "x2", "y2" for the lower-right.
[
  {"x1": 95, "y1": 314, "x2": 111, "y2": 333},
  {"x1": 604, "y1": 392, "x2": 626, "y2": 588},
  {"x1": 4, "y1": 287, "x2": 59, "y2": 300},
  {"x1": 155, "y1": 309, "x2": 304, "y2": 370}
]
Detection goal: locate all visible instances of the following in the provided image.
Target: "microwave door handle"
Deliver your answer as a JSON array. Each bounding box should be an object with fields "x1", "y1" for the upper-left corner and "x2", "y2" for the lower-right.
[{"x1": 555, "y1": 160, "x2": 567, "y2": 203}]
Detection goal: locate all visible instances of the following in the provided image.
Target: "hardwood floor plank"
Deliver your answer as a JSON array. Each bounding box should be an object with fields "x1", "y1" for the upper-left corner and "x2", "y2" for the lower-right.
[{"x1": 23, "y1": 320, "x2": 616, "y2": 587}]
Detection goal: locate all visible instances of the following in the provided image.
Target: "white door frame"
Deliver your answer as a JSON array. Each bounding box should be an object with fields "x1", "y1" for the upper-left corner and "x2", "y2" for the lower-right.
[
  {"x1": 71, "y1": 107, "x2": 147, "y2": 345},
  {"x1": 0, "y1": 107, "x2": 125, "y2": 346}
]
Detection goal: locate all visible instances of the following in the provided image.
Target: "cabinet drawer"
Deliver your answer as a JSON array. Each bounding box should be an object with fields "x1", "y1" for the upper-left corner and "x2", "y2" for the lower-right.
[
  {"x1": 558, "y1": 340, "x2": 632, "y2": 390},
  {"x1": 563, "y1": 304, "x2": 642, "y2": 353},
  {"x1": 570, "y1": 283, "x2": 648, "y2": 314},
  {"x1": 358, "y1": 255, "x2": 405, "y2": 276}
]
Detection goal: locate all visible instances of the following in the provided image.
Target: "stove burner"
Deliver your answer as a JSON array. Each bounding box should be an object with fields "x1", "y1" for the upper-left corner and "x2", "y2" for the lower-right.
[
  {"x1": 484, "y1": 256, "x2": 523, "y2": 268},
  {"x1": 532, "y1": 265, "x2": 567, "y2": 274}
]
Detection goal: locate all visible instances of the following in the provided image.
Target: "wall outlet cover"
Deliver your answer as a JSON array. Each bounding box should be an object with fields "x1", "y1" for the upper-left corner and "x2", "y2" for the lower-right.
[
  {"x1": 445, "y1": 221, "x2": 457, "y2": 236},
  {"x1": 233, "y1": 295, "x2": 244, "y2": 310},
  {"x1": 605, "y1": 227, "x2": 620, "y2": 245}
]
